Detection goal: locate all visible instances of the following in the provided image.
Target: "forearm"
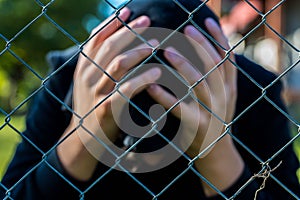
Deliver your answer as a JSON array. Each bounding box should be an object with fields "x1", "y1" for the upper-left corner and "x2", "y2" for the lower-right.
[
  {"x1": 56, "y1": 121, "x2": 100, "y2": 182},
  {"x1": 1, "y1": 145, "x2": 83, "y2": 200},
  {"x1": 193, "y1": 135, "x2": 244, "y2": 197}
]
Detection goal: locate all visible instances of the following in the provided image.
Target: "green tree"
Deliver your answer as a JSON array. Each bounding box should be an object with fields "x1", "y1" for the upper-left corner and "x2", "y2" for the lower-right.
[{"x1": 0, "y1": 0, "x2": 108, "y2": 114}]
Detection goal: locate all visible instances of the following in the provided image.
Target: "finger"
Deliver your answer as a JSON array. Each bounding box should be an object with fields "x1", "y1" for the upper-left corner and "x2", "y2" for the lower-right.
[
  {"x1": 184, "y1": 25, "x2": 222, "y2": 70},
  {"x1": 93, "y1": 15, "x2": 151, "y2": 68},
  {"x1": 205, "y1": 18, "x2": 237, "y2": 87},
  {"x1": 119, "y1": 68, "x2": 161, "y2": 97},
  {"x1": 164, "y1": 47, "x2": 211, "y2": 106},
  {"x1": 87, "y1": 7, "x2": 131, "y2": 51},
  {"x1": 184, "y1": 25, "x2": 225, "y2": 94},
  {"x1": 205, "y1": 18, "x2": 230, "y2": 55},
  {"x1": 205, "y1": 19, "x2": 237, "y2": 123},
  {"x1": 96, "y1": 39, "x2": 159, "y2": 95},
  {"x1": 184, "y1": 25, "x2": 222, "y2": 67},
  {"x1": 110, "y1": 68, "x2": 162, "y2": 112},
  {"x1": 147, "y1": 84, "x2": 184, "y2": 119},
  {"x1": 77, "y1": 8, "x2": 131, "y2": 72},
  {"x1": 164, "y1": 47, "x2": 201, "y2": 85},
  {"x1": 79, "y1": 15, "x2": 152, "y2": 86}
]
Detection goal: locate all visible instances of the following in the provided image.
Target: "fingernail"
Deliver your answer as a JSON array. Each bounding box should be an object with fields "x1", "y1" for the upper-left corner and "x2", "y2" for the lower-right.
[
  {"x1": 151, "y1": 68, "x2": 161, "y2": 77},
  {"x1": 205, "y1": 18, "x2": 218, "y2": 27},
  {"x1": 119, "y1": 7, "x2": 130, "y2": 18},
  {"x1": 136, "y1": 16, "x2": 150, "y2": 27},
  {"x1": 185, "y1": 25, "x2": 199, "y2": 37}
]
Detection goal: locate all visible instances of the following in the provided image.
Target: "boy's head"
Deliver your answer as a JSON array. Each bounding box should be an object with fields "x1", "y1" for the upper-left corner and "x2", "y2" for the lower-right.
[
  {"x1": 117, "y1": 0, "x2": 220, "y2": 152},
  {"x1": 126, "y1": 0, "x2": 219, "y2": 33}
]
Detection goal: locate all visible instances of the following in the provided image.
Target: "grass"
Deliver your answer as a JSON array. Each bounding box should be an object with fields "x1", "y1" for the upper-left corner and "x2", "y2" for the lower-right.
[
  {"x1": 0, "y1": 115, "x2": 23, "y2": 179},
  {"x1": 295, "y1": 144, "x2": 300, "y2": 180},
  {"x1": 292, "y1": 134, "x2": 300, "y2": 181}
]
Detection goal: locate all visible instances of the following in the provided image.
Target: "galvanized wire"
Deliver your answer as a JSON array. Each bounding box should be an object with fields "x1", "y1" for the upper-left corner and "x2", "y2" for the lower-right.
[{"x1": 0, "y1": 0, "x2": 299, "y2": 199}]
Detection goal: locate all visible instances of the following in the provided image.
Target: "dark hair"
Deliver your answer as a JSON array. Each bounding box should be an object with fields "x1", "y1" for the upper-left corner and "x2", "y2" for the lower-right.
[{"x1": 127, "y1": 0, "x2": 219, "y2": 34}]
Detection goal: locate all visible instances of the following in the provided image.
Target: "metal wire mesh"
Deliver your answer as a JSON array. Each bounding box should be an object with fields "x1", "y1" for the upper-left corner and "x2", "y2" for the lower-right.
[{"x1": 0, "y1": 0, "x2": 299, "y2": 199}]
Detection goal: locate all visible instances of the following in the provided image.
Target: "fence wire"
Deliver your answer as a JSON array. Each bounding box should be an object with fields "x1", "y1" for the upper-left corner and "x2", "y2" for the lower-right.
[{"x1": 0, "y1": 0, "x2": 300, "y2": 199}]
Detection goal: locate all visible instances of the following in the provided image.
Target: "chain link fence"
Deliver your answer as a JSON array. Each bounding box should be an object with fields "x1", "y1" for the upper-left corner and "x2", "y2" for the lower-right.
[{"x1": 0, "y1": 0, "x2": 300, "y2": 199}]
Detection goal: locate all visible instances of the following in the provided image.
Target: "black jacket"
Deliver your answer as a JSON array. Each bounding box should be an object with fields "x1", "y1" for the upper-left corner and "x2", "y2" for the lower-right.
[{"x1": 0, "y1": 46, "x2": 299, "y2": 200}]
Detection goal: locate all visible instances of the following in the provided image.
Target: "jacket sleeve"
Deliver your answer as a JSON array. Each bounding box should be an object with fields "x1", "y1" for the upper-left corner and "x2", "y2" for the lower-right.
[
  {"x1": 207, "y1": 165, "x2": 272, "y2": 200},
  {"x1": 0, "y1": 46, "x2": 89, "y2": 200},
  {"x1": 232, "y1": 55, "x2": 300, "y2": 199},
  {"x1": 205, "y1": 55, "x2": 299, "y2": 200}
]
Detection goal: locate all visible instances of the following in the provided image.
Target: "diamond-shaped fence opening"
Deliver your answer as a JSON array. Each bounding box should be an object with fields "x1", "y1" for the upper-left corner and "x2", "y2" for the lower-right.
[
  {"x1": 0, "y1": 114, "x2": 22, "y2": 179},
  {"x1": 0, "y1": 1, "x2": 41, "y2": 39},
  {"x1": 0, "y1": 49, "x2": 43, "y2": 115},
  {"x1": 0, "y1": 0, "x2": 300, "y2": 199}
]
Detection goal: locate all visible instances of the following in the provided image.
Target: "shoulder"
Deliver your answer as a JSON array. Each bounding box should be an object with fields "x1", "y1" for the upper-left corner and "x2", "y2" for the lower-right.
[
  {"x1": 235, "y1": 54, "x2": 282, "y2": 99},
  {"x1": 235, "y1": 54, "x2": 279, "y2": 88}
]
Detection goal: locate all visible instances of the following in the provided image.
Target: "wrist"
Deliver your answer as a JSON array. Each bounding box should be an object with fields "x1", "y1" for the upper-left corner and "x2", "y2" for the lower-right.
[
  {"x1": 57, "y1": 122, "x2": 99, "y2": 181},
  {"x1": 193, "y1": 135, "x2": 244, "y2": 197}
]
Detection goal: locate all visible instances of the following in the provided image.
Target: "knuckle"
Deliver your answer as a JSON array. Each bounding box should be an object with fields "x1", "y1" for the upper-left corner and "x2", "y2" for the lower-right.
[
  {"x1": 79, "y1": 67, "x2": 93, "y2": 84},
  {"x1": 103, "y1": 39, "x2": 115, "y2": 52},
  {"x1": 121, "y1": 81, "x2": 134, "y2": 94},
  {"x1": 112, "y1": 56, "x2": 125, "y2": 73},
  {"x1": 97, "y1": 99, "x2": 113, "y2": 117},
  {"x1": 80, "y1": 70, "x2": 90, "y2": 83},
  {"x1": 172, "y1": 54, "x2": 187, "y2": 69}
]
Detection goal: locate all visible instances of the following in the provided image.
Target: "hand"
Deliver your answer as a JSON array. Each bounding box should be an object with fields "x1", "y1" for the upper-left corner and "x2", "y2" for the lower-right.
[
  {"x1": 58, "y1": 8, "x2": 160, "y2": 181},
  {"x1": 147, "y1": 18, "x2": 243, "y2": 196},
  {"x1": 73, "y1": 14, "x2": 157, "y2": 145},
  {"x1": 147, "y1": 17, "x2": 237, "y2": 158}
]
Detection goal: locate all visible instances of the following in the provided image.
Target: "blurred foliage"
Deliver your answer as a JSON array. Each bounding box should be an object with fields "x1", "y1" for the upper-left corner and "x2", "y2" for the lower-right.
[
  {"x1": 0, "y1": 115, "x2": 23, "y2": 180},
  {"x1": 0, "y1": 0, "x2": 114, "y2": 114}
]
